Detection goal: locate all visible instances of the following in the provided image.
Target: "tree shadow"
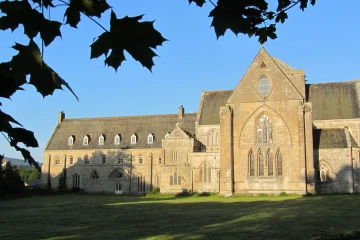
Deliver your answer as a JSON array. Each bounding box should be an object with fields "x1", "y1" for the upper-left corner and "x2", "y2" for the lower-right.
[
  {"x1": 43, "y1": 150, "x2": 154, "y2": 196},
  {"x1": 2, "y1": 194, "x2": 360, "y2": 239}
]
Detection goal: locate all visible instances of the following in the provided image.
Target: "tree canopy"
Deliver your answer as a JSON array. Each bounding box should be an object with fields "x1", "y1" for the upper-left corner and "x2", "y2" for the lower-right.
[{"x1": 0, "y1": 0, "x2": 316, "y2": 170}]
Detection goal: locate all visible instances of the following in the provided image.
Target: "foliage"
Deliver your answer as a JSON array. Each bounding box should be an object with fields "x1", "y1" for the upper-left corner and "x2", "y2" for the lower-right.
[
  {"x1": 0, "y1": 0, "x2": 315, "y2": 167},
  {"x1": 18, "y1": 167, "x2": 41, "y2": 180},
  {"x1": 57, "y1": 169, "x2": 67, "y2": 193},
  {"x1": 0, "y1": 160, "x2": 25, "y2": 195}
]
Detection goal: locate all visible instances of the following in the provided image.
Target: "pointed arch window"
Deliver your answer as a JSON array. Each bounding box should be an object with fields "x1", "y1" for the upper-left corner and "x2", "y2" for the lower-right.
[
  {"x1": 257, "y1": 114, "x2": 273, "y2": 144},
  {"x1": 114, "y1": 134, "x2": 121, "y2": 145},
  {"x1": 72, "y1": 173, "x2": 80, "y2": 188},
  {"x1": 91, "y1": 171, "x2": 99, "y2": 180},
  {"x1": 68, "y1": 136, "x2": 74, "y2": 145},
  {"x1": 170, "y1": 173, "x2": 181, "y2": 185},
  {"x1": 148, "y1": 133, "x2": 154, "y2": 144},
  {"x1": 102, "y1": 155, "x2": 106, "y2": 164},
  {"x1": 170, "y1": 175, "x2": 173, "y2": 185},
  {"x1": 258, "y1": 75, "x2": 271, "y2": 97},
  {"x1": 174, "y1": 172, "x2": 178, "y2": 185},
  {"x1": 249, "y1": 151, "x2": 255, "y2": 176},
  {"x1": 200, "y1": 162, "x2": 212, "y2": 183},
  {"x1": 83, "y1": 135, "x2": 89, "y2": 145},
  {"x1": 69, "y1": 156, "x2": 74, "y2": 165},
  {"x1": 131, "y1": 134, "x2": 137, "y2": 144},
  {"x1": 258, "y1": 150, "x2": 264, "y2": 176},
  {"x1": 99, "y1": 134, "x2": 105, "y2": 145},
  {"x1": 139, "y1": 155, "x2": 143, "y2": 164},
  {"x1": 207, "y1": 129, "x2": 220, "y2": 146},
  {"x1": 137, "y1": 174, "x2": 145, "y2": 192},
  {"x1": 267, "y1": 149, "x2": 273, "y2": 176},
  {"x1": 277, "y1": 150, "x2": 283, "y2": 176},
  {"x1": 320, "y1": 164, "x2": 329, "y2": 182}
]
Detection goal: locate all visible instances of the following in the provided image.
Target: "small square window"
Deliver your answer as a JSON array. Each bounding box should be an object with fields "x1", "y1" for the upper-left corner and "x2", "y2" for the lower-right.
[
  {"x1": 70, "y1": 157, "x2": 74, "y2": 165},
  {"x1": 102, "y1": 155, "x2": 106, "y2": 164},
  {"x1": 159, "y1": 157, "x2": 162, "y2": 164},
  {"x1": 139, "y1": 156, "x2": 143, "y2": 164}
]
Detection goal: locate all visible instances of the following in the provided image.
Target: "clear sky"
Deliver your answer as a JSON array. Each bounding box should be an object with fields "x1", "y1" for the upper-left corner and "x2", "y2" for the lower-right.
[{"x1": 1, "y1": 0, "x2": 359, "y2": 163}]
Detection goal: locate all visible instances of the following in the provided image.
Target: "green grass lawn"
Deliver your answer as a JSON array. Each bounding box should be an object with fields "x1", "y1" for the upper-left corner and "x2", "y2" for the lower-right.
[{"x1": 1, "y1": 193, "x2": 360, "y2": 240}]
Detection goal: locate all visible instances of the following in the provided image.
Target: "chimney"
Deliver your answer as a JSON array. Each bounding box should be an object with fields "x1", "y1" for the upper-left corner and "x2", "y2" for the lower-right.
[
  {"x1": 58, "y1": 111, "x2": 65, "y2": 124},
  {"x1": 178, "y1": 105, "x2": 184, "y2": 119}
]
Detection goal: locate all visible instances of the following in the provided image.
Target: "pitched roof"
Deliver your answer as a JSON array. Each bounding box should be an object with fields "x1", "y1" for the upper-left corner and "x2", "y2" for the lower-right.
[
  {"x1": 306, "y1": 80, "x2": 360, "y2": 120},
  {"x1": 46, "y1": 113, "x2": 196, "y2": 150},
  {"x1": 313, "y1": 128, "x2": 359, "y2": 149},
  {"x1": 198, "y1": 90, "x2": 233, "y2": 125},
  {"x1": 272, "y1": 57, "x2": 296, "y2": 71}
]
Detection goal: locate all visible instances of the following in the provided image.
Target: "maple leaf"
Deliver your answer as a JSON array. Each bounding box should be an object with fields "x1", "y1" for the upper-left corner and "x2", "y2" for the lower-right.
[
  {"x1": 9, "y1": 40, "x2": 78, "y2": 100},
  {"x1": 188, "y1": 0, "x2": 206, "y2": 7},
  {"x1": 64, "y1": 0, "x2": 111, "y2": 28},
  {"x1": 90, "y1": 11, "x2": 167, "y2": 72},
  {"x1": 0, "y1": 0, "x2": 61, "y2": 46},
  {"x1": 0, "y1": 62, "x2": 26, "y2": 99}
]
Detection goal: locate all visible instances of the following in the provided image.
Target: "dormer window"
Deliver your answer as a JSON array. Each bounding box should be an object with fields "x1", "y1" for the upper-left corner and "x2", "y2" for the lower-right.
[
  {"x1": 114, "y1": 134, "x2": 121, "y2": 145},
  {"x1": 131, "y1": 134, "x2": 137, "y2": 144},
  {"x1": 83, "y1": 135, "x2": 89, "y2": 145},
  {"x1": 148, "y1": 133, "x2": 154, "y2": 144},
  {"x1": 68, "y1": 136, "x2": 74, "y2": 145},
  {"x1": 99, "y1": 134, "x2": 105, "y2": 145},
  {"x1": 165, "y1": 132, "x2": 170, "y2": 139}
]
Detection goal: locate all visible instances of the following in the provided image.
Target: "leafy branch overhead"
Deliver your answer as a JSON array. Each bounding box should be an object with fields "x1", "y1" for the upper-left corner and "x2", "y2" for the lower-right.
[
  {"x1": 189, "y1": 0, "x2": 316, "y2": 43},
  {"x1": 0, "y1": 0, "x2": 315, "y2": 169}
]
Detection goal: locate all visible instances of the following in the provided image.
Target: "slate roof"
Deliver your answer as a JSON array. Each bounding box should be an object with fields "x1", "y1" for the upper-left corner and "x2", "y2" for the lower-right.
[
  {"x1": 313, "y1": 128, "x2": 359, "y2": 149},
  {"x1": 306, "y1": 80, "x2": 360, "y2": 120},
  {"x1": 46, "y1": 113, "x2": 196, "y2": 150},
  {"x1": 198, "y1": 90, "x2": 233, "y2": 125}
]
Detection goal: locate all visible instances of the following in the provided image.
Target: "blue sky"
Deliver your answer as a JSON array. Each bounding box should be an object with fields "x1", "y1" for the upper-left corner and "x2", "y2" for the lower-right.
[{"x1": 1, "y1": 0, "x2": 359, "y2": 163}]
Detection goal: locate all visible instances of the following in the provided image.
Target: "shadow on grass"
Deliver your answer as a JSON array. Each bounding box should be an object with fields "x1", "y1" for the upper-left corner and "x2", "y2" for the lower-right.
[{"x1": 1, "y1": 194, "x2": 360, "y2": 240}]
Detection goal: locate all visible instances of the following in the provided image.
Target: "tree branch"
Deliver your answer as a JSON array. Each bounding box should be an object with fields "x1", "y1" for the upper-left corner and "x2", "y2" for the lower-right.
[{"x1": 58, "y1": 0, "x2": 109, "y2": 32}]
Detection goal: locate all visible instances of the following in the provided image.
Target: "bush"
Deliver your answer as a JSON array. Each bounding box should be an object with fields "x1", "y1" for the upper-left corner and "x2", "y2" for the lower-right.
[
  {"x1": 146, "y1": 187, "x2": 161, "y2": 196},
  {"x1": 3, "y1": 168, "x2": 25, "y2": 194}
]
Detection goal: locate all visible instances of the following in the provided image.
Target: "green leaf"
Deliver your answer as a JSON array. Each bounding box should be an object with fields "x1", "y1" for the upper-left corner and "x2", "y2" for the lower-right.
[
  {"x1": 64, "y1": 0, "x2": 111, "y2": 28},
  {"x1": 0, "y1": 0, "x2": 61, "y2": 46},
  {"x1": 18, "y1": 146, "x2": 40, "y2": 170},
  {"x1": 188, "y1": 0, "x2": 206, "y2": 7},
  {"x1": 0, "y1": 62, "x2": 26, "y2": 99},
  {"x1": 8, "y1": 127, "x2": 39, "y2": 148},
  {"x1": 91, "y1": 11, "x2": 167, "y2": 72},
  {"x1": 0, "y1": 109, "x2": 23, "y2": 127},
  {"x1": 9, "y1": 40, "x2": 79, "y2": 100},
  {"x1": 275, "y1": 11, "x2": 288, "y2": 23},
  {"x1": 64, "y1": 6, "x2": 81, "y2": 28}
]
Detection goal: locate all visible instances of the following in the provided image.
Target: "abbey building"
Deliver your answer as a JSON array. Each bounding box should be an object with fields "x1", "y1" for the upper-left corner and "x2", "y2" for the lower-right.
[{"x1": 41, "y1": 47, "x2": 360, "y2": 195}]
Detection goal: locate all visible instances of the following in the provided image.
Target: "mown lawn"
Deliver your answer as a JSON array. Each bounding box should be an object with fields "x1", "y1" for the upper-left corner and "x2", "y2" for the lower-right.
[{"x1": 1, "y1": 193, "x2": 360, "y2": 240}]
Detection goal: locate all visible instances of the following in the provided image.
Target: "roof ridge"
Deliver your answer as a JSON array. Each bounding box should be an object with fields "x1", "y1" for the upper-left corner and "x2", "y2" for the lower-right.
[
  {"x1": 204, "y1": 89, "x2": 233, "y2": 93},
  {"x1": 308, "y1": 80, "x2": 359, "y2": 85},
  {"x1": 63, "y1": 112, "x2": 197, "y2": 121}
]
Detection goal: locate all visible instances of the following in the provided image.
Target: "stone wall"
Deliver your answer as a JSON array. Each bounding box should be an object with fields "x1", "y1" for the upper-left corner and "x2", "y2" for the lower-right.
[{"x1": 314, "y1": 148, "x2": 354, "y2": 193}]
